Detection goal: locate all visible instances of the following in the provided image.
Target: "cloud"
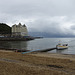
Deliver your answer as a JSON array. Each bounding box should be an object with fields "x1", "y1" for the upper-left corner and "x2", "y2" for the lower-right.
[
  {"x1": 0, "y1": 0, "x2": 75, "y2": 37},
  {"x1": 0, "y1": 0, "x2": 75, "y2": 17},
  {"x1": 27, "y1": 16, "x2": 75, "y2": 37}
]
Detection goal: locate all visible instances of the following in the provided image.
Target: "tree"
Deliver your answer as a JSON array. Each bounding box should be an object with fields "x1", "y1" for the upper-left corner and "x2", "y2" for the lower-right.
[{"x1": 0, "y1": 23, "x2": 11, "y2": 35}]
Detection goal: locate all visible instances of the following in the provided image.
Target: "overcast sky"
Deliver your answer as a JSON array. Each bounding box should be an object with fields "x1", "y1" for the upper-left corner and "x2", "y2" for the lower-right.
[{"x1": 0, "y1": 0, "x2": 75, "y2": 37}]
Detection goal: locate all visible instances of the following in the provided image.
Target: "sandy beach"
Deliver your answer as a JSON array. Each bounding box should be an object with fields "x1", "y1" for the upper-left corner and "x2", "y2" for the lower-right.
[{"x1": 0, "y1": 50, "x2": 75, "y2": 75}]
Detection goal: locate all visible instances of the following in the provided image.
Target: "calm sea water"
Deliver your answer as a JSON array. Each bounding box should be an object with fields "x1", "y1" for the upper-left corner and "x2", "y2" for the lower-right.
[{"x1": 0, "y1": 38, "x2": 75, "y2": 54}]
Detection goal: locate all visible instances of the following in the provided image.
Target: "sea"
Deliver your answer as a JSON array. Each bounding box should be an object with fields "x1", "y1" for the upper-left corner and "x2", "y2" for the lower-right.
[{"x1": 0, "y1": 38, "x2": 75, "y2": 54}]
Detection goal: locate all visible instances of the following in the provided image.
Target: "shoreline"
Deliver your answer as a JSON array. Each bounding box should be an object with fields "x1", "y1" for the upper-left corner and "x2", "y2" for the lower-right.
[
  {"x1": 0, "y1": 37, "x2": 35, "y2": 41},
  {"x1": 0, "y1": 49, "x2": 75, "y2": 75},
  {"x1": 0, "y1": 48, "x2": 75, "y2": 55}
]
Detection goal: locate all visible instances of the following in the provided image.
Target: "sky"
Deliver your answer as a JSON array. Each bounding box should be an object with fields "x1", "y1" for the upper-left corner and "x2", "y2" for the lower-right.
[{"x1": 0, "y1": 0, "x2": 75, "y2": 37}]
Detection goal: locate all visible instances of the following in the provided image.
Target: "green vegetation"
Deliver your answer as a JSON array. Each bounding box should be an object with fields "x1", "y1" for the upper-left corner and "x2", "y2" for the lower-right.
[{"x1": 0, "y1": 23, "x2": 11, "y2": 34}]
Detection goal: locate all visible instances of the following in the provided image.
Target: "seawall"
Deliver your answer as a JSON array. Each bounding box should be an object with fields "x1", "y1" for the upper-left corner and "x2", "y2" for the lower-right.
[{"x1": 0, "y1": 37, "x2": 34, "y2": 41}]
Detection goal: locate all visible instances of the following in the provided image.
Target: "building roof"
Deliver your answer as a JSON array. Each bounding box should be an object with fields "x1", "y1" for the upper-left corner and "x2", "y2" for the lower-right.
[
  {"x1": 12, "y1": 23, "x2": 27, "y2": 27},
  {"x1": 23, "y1": 24, "x2": 26, "y2": 27}
]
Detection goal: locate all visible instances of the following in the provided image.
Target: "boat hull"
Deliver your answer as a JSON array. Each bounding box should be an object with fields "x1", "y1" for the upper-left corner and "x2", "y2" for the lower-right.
[{"x1": 56, "y1": 45, "x2": 68, "y2": 50}]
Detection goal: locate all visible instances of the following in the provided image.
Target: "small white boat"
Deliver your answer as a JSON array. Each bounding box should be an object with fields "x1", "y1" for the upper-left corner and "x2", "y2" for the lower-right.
[{"x1": 56, "y1": 43, "x2": 68, "y2": 50}]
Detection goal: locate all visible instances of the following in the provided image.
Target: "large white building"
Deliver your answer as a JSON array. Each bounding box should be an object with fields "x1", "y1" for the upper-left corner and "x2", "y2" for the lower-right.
[{"x1": 12, "y1": 23, "x2": 28, "y2": 37}]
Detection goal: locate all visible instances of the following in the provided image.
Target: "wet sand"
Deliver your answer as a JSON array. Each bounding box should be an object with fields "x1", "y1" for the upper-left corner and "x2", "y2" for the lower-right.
[{"x1": 0, "y1": 50, "x2": 75, "y2": 75}]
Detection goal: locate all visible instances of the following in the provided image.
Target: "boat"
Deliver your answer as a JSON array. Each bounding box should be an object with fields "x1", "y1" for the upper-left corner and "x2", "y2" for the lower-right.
[{"x1": 56, "y1": 43, "x2": 68, "y2": 50}]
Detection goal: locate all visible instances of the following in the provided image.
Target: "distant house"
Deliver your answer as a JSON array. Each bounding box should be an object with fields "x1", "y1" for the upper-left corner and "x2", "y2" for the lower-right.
[{"x1": 12, "y1": 23, "x2": 28, "y2": 37}]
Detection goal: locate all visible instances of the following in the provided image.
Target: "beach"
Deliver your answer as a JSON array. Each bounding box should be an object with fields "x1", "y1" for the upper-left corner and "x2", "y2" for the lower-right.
[{"x1": 0, "y1": 50, "x2": 75, "y2": 75}]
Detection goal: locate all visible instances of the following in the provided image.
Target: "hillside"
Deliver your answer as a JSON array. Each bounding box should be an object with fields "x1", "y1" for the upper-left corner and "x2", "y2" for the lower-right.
[{"x1": 0, "y1": 23, "x2": 11, "y2": 34}]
